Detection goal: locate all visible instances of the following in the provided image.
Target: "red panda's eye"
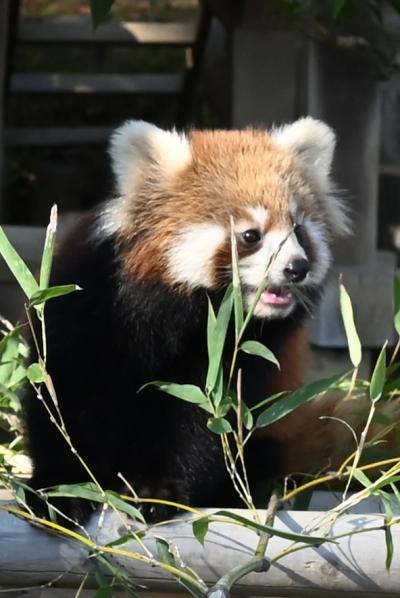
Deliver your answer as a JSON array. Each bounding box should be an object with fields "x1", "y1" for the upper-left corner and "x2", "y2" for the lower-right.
[{"x1": 241, "y1": 229, "x2": 261, "y2": 245}]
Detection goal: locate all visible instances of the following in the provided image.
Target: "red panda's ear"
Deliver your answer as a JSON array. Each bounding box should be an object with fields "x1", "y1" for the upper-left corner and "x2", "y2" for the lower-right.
[
  {"x1": 272, "y1": 117, "x2": 350, "y2": 236},
  {"x1": 109, "y1": 120, "x2": 192, "y2": 196},
  {"x1": 271, "y1": 117, "x2": 335, "y2": 185}
]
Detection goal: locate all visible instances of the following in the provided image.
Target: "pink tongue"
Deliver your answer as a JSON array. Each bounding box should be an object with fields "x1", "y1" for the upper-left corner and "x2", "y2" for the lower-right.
[{"x1": 261, "y1": 289, "x2": 293, "y2": 306}]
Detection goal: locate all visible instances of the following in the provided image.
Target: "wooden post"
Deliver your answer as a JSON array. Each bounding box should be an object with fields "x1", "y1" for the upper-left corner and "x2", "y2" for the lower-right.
[
  {"x1": 229, "y1": 3, "x2": 395, "y2": 352},
  {"x1": 305, "y1": 40, "x2": 396, "y2": 349}
]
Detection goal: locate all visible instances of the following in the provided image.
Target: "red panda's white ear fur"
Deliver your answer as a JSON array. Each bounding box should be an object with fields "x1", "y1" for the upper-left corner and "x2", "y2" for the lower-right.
[
  {"x1": 109, "y1": 120, "x2": 192, "y2": 196},
  {"x1": 272, "y1": 117, "x2": 350, "y2": 236}
]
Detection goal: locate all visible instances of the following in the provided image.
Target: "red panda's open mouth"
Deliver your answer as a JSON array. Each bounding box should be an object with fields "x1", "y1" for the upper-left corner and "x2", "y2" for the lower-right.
[{"x1": 259, "y1": 286, "x2": 294, "y2": 307}]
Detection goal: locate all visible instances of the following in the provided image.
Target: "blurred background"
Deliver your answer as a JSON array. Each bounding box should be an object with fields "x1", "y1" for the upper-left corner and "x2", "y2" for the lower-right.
[{"x1": 1, "y1": 0, "x2": 400, "y2": 374}]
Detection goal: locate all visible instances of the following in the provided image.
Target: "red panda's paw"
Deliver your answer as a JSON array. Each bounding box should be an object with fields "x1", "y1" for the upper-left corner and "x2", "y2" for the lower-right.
[{"x1": 136, "y1": 478, "x2": 190, "y2": 524}]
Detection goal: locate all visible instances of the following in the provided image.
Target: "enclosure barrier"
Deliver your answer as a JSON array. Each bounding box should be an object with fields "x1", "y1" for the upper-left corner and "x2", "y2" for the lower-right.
[{"x1": 1, "y1": 503, "x2": 399, "y2": 597}]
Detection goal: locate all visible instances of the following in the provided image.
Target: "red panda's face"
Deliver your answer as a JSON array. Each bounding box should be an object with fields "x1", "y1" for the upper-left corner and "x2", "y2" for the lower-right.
[{"x1": 100, "y1": 119, "x2": 349, "y2": 320}]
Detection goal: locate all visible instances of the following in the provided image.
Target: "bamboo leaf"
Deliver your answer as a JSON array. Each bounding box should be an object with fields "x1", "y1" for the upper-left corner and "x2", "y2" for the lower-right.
[
  {"x1": 192, "y1": 517, "x2": 209, "y2": 546},
  {"x1": 326, "y1": 0, "x2": 348, "y2": 19},
  {"x1": 351, "y1": 469, "x2": 372, "y2": 488},
  {"x1": 0, "y1": 227, "x2": 39, "y2": 299},
  {"x1": 340, "y1": 283, "x2": 362, "y2": 367},
  {"x1": 207, "y1": 417, "x2": 232, "y2": 434},
  {"x1": 214, "y1": 510, "x2": 333, "y2": 545},
  {"x1": 212, "y1": 364, "x2": 224, "y2": 408},
  {"x1": 230, "y1": 222, "x2": 244, "y2": 337},
  {"x1": 48, "y1": 482, "x2": 104, "y2": 501},
  {"x1": 240, "y1": 340, "x2": 280, "y2": 369},
  {"x1": 250, "y1": 391, "x2": 287, "y2": 412},
  {"x1": 241, "y1": 402, "x2": 254, "y2": 430},
  {"x1": 256, "y1": 372, "x2": 348, "y2": 429},
  {"x1": 89, "y1": 0, "x2": 114, "y2": 27},
  {"x1": 94, "y1": 587, "x2": 113, "y2": 598},
  {"x1": 141, "y1": 382, "x2": 209, "y2": 406},
  {"x1": 105, "y1": 532, "x2": 145, "y2": 548},
  {"x1": 105, "y1": 491, "x2": 145, "y2": 523},
  {"x1": 30, "y1": 285, "x2": 81, "y2": 306},
  {"x1": 156, "y1": 538, "x2": 176, "y2": 566},
  {"x1": 27, "y1": 362, "x2": 46, "y2": 384},
  {"x1": 394, "y1": 274, "x2": 400, "y2": 336},
  {"x1": 47, "y1": 482, "x2": 145, "y2": 522},
  {"x1": 39, "y1": 205, "x2": 57, "y2": 289},
  {"x1": 370, "y1": 342, "x2": 387, "y2": 403},
  {"x1": 206, "y1": 286, "x2": 233, "y2": 392},
  {"x1": 385, "y1": 523, "x2": 394, "y2": 571}
]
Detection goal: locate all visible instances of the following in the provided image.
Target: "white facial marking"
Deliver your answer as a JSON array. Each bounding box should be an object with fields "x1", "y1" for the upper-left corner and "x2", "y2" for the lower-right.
[
  {"x1": 238, "y1": 216, "x2": 333, "y2": 319},
  {"x1": 239, "y1": 227, "x2": 307, "y2": 289},
  {"x1": 247, "y1": 206, "x2": 269, "y2": 230},
  {"x1": 167, "y1": 223, "x2": 226, "y2": 288},
  {"x1": 303, "y1": 219, "x2": 331, "y2": 284}
]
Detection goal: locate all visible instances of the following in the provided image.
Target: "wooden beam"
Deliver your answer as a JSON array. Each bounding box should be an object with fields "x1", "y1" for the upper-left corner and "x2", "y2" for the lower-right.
[
  {"x1": 10, "y1": 72, "x2": 183, "y2": 95},
  {"x1": 17, "y1": 17, "x2": 197, "y2": 46},
  {"x1": 1, "y1": 504, "x2": 400, "y2": 594}
]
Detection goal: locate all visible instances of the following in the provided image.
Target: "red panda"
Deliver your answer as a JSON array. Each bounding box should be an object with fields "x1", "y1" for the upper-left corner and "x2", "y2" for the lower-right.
[{"x1": 25, "y1": 117, "x2": 353, "y2": 523}]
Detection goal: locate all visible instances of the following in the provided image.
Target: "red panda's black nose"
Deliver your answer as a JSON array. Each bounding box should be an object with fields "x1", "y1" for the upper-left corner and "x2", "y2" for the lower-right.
[{"x1": 284, "y1": 258, "x2": 310, "y2": 283}]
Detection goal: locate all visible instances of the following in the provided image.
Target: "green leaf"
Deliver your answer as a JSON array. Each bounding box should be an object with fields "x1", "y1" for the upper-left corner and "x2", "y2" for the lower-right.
[
  {"x1": 385, "y1": 523, "x2": 394, "y2": 571},
  {"x1": 8, "y1": 364, "x2": 27, "y2": 388},
  {"x1": 178, "y1": 579, "x2": 207, "y2": 598},
  {"x1": 47, "y1": 482, "x2": 145, "y2": 523},
  {"x1": 105, "y1": 491, "x2": 145, "y2": 523},
  {"x1": 240, "y1": 340, "x2": 280, "y2": 369},
  {"x1": 250, "y1": 391, "x2": 287, "y2": 412},
  {"x1": 89, "y1": 0, "x2": 114, "y2": 27},
  {"x1": 142, "y1": 382, "x2": 209, "y2": 406},
  {"x1": 326, "y1": 0, "x2": 348, "y2": 19},
  {"x1": 0, "y1": 226, "x2": 39, "y2": 299},
  {"x1": 214, "y1": 510, "x2": 333, "y2": 545},
  {"x1": 48, "y1": 481, "x2": 104, "y2": 501},
  {"x1": 211, "y1": 363, "x2": 224, "y2": 408},
  {"x1": 241, "y1": 401, "x2": 254, "y2": 430},
  {"x1": 206, "y1": 286, "x2": 233, "y2": 392},
  {"x1": 0, "y1": 328, "x2": 23, "y2": 387},
  {"x1": 379, "y1": 493, "x2": 395, "y2": 571},
  {"x1": 39, "y1": 205, "x2": 57, "y2": 289},
  {"x1": 27, "y1": 362, "x2": 46, "y2": 384},
  {"x1": 369, "y1": 342, "x2": 387, "y2": 403},
  {"x1": 230, "y1": 223, "x2": 244, "y2": 337},
  {"x1": 393, "y1": 274, "x2": 400, "y2": 336},
  {"x1": 207, "y1": 417, "x2": 232, "y2": 434},
  {"x1": 340, "y1": 284, "x2": 362, "y2": 367},
  {"x1": 94, "y1": 586, "x2": 113, "y2": 598},
  {"x1": 390, "y1": 481, "x2": 400, "y2": 503},
  {"x1": 216, "y1": 394, "x2": 233, "y2": 418},
  {"x1": 192, "y1": 517, "x2": 209, "y2": 546},
  {"x1": 30, "y1": 284, "x2": 81, "y2": 306},
  {"x1": 256, "y1": 372, "x2": 348, "y2": 428},
  {"x1": 351, "y1": 469, "x2": 372, "y2": 488},
  {"x1": 105, "y1": 532, "x2": 145, "y2": 548},
  {"x1": 156, "y1": 537, "x2": 175, "y2": 566},
  {"x1": 388, "y1": 0, "x2": 400, "y2": 15},
  {"x1": 156, "y1": 539, "x2": 205, "y2": 598}
]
